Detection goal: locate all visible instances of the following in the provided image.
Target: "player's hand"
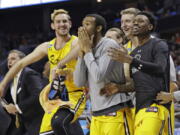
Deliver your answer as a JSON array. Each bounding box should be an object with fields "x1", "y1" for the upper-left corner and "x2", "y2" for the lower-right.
[
  {"x1": 78, "y1": 50, "x2": 85, "y2": 58},
  {"x1": 156, "y1": 91, "x2": 173, "y2": 104},
  {"x1": 170, "y1": 82, "x2": 178, "y2": 92},
  {"x1": 100, "y1": 83, "x2": 120, "y2": 96},
  {"x1": 4, "y1": 103, "x2": 18, "y2": 115},
  {"x1": 56, "y1": 68, "x2": 74, "y2": 82},
  {"x1": 51, "y1": 66, "x2": 59, "y2": 81},
  {"x1": 107, "y1": 47, "x2": 132, "y2": 64},
  {"x1": 78, "y1": 27, "x2": 93, "y2": 53}
]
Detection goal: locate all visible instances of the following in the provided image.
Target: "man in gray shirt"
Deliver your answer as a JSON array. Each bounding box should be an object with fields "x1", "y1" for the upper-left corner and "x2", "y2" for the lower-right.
[{"x1": 74, "y1": 14, "x2": 133, "y2": 135}]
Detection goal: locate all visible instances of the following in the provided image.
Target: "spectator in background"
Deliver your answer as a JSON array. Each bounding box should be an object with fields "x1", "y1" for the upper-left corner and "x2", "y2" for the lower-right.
[
  {"x1": 0, "y1": 60, "x2": 8, "y2": 81},
  {"x1": 175, "y1": 32, "x2": 180, "y2": 44},
  {"x1": 105, "y1": 27, "x2": 127, "y2": 45}
]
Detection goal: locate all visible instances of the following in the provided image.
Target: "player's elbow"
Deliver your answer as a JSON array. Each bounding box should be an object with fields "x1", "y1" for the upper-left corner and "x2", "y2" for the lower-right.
[{"x1": 158, "y1": 66, "x2": 166, "y2": 74}]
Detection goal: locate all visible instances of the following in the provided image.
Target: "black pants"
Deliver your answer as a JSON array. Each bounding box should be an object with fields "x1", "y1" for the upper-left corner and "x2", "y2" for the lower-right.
[
  {"x1": 6, "y1": 115, "x2": 21, "y2": 135},
  {"x1": 51, "y1": 108, "x2": 84, "y2": 135},
  {"x1": 19, "y1": 114, "x2": 43, "y2": 135}
]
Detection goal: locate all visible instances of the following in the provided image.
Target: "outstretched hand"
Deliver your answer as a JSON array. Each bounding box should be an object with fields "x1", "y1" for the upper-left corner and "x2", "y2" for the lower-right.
[{"x1": 107, "y1": 47, "x2": 132, "y2": 64}]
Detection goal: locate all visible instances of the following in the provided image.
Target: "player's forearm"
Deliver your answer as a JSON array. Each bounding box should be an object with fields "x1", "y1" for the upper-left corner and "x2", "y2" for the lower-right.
[
  {"x1": 131, "y1": 58, "x2": 166, "y2": 75},
  {"x1": 117, "y1": 79, "x2": 135, "y2": 92},
  {"x1": 74, "y1": 57, "x2": 87, "y2": 87},
  {"x1": 57, "y1": 45, "x2": 80, "y2": 68}
]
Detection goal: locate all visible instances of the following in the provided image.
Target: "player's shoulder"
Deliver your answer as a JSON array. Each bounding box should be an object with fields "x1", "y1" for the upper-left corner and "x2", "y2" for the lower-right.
[
  {"x1": 38, "y1": 42, "x2": 51, "y2": 50},
  {"x1": 71, "y1": 35, "x2": 78, "y2": 47},
  {"x1": 34, "y1": 41, "x2": 52, "y2": 55},
  {"x1": 151, "y1": 37, "x2": 168, "y2": 47},
  {"x1": 150, "y1": 37, "x2": 169, "y2": 52},
  {"x1": 151, "y1": 37, "x2": 167, "y2": 45}
]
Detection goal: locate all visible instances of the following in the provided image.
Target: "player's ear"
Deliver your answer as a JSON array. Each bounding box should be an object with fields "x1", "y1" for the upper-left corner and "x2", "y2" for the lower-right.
[
  {"x1": 148, "y1": 24, "x2": 153, "y2": 31},
  {"x1": 96, "y1": 26, "x2": 102, "y2": 33},
  {"x1": 51, "y1": 22, "x2": 55, "y2": 30},
  {"x1": 69, "y1": 20, "x2": 72, "y2": 29}
]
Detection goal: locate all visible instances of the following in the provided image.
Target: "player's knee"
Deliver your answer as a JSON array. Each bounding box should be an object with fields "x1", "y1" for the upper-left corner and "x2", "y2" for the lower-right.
[
  {"x1": 51, "y1": 114, "x2": 64, "y2": 130},
  {"x1": 51, "y1": 113, "x2": 73, "y2": 130}
]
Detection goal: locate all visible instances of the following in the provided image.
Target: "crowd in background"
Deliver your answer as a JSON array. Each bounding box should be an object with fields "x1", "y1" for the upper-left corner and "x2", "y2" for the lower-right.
[{"x1": 0, "y1": 0, "x2": 180, "y2": 134}]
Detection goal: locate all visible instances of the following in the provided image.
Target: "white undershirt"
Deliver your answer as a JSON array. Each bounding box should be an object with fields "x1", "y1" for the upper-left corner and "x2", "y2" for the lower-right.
[{"x1": 10, "y1": 70, "x2": 23, "y2": 114}]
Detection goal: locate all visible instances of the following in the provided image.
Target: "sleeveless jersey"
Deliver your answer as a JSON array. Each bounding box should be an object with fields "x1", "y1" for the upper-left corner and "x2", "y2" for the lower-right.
[{"x1": 48, "y1": 35, "x2": 80, "y2": 92}]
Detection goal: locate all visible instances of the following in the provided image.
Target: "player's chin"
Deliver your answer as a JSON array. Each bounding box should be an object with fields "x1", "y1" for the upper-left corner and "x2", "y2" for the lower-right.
[
  {"x1": 59, "y1": 32, "x2": 69, "y2": 36},
  {"x1": 124, "y1": 32, "x2": 131, "y2": 37}
]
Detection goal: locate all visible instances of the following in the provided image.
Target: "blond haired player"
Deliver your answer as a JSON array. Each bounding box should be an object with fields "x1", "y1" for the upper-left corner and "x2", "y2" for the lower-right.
[{"x1": 0, "y1": 9, "x2": 85, "y2": 135}]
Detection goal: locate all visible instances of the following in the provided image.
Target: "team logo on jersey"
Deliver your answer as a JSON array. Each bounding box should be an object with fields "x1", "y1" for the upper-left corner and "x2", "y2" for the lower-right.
[
  {"x1": 49, "y1": 54, "x2": 60, "y2": 65},
  {"x1": 132, "y1": 67, "x2": 139, "y2": 74},
  {"x1": 134, "y1": 54, "x2": 141, "y2": 60},
  {"x1": 137, "y1": 49, "x2": 142, "y2": 53},
  {"x1": 146, "y1": 107, "x2": 158, "y2": 112},
  {"x1": 48, "y1": 44, "x2": 53, "y2": 48}
]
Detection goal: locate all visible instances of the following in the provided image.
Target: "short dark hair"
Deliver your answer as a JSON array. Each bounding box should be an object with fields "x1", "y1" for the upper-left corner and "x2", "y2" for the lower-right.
[
  {"x1": 9, "y1": 49, "x2": 26, "y2": 59},
  {"x1": 137, "y1": 11, "x2": 157, "y2": 32},
  {"x1": 86, "y1": 14, "x2": 107, "y2": 35}
]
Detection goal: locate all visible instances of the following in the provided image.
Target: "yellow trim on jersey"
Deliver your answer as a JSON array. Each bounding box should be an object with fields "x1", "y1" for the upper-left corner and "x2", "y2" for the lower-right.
[{"x1": 126, "y1": 41, "x2": 133, "y2": 54}]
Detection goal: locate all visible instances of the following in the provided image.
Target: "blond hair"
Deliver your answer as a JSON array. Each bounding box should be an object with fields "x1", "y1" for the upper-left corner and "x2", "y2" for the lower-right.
[
  {"x1": 51, "y1": 9, "x2": 70, "y2": 22},
  {"x1": 120, "y1": 8, "x2": 140, "y2": 16}
]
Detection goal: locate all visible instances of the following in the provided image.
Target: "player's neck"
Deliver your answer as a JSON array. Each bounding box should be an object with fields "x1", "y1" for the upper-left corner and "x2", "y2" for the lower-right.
[
  {"x1": 93, "y1": 33, "x2": 102, "y2": 48},
  {"x1": 138, "y1": 34, "x2": 150, "y2": 46},
  {"x1": 130, "y1": 36, "x2": 138, "y2": 48},
  {"x1": 55, "y1": 34, "x2": 71, "y2": 50}
]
